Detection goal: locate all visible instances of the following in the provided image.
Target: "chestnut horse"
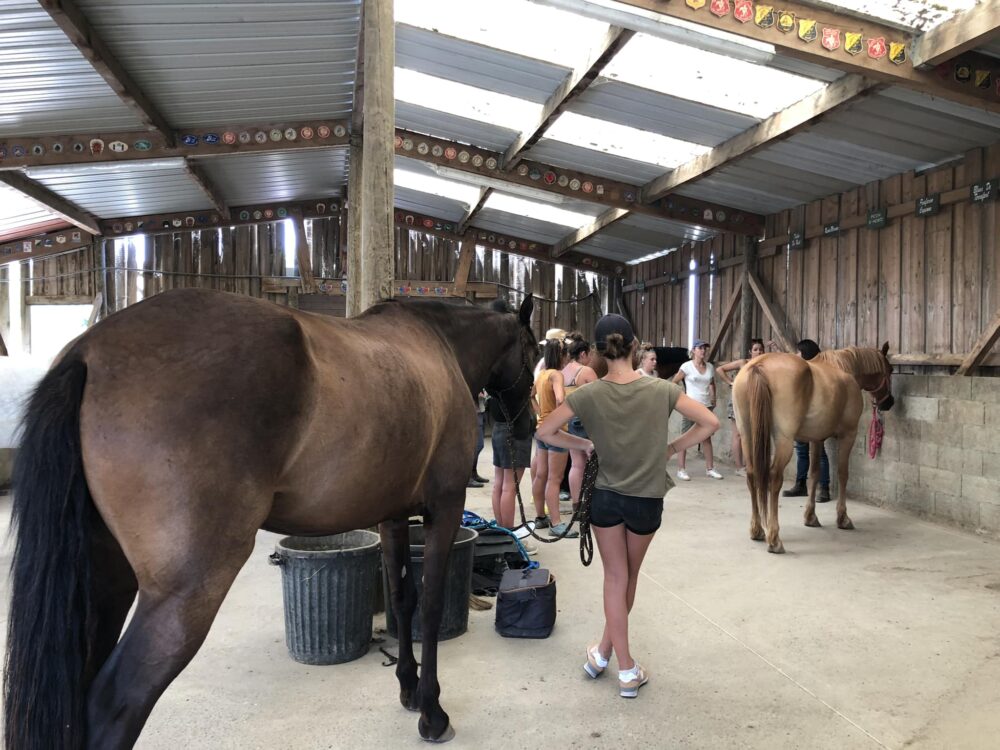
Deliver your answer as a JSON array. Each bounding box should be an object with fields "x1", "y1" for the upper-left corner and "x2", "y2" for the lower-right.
[
  {"x1": 732, "y1": 344, "x2": 894, "y2": 554},
  {"x1": 4, "y1": 288, "x2": 536, "y2": 749}
]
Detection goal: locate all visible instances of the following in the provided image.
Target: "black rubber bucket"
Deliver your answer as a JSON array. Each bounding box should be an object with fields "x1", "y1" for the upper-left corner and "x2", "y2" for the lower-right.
[
  {"x1": 271, "y1": 531, "x2": 380, "y2": 665},
  {"x1": 384, "y1": 525, "x2": 478, "y2": 642}
]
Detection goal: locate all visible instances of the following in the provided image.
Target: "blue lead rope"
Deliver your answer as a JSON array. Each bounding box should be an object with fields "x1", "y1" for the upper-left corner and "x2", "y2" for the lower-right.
[{"x1": 461, "y1": 510, "x2": 539, "y2": 569}]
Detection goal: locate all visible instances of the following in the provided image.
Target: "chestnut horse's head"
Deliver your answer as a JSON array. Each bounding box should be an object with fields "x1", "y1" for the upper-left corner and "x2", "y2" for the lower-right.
[
  {"x1": 864, "y1": 342, "x2": 895, "y2": 412},
  {"x1": 485, "y1": 295, "x2": 536, "y2": 423}
]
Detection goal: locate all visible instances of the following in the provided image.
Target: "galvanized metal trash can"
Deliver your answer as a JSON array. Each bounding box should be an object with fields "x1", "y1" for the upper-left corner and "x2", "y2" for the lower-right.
[
  {"x1": 270, "y1": 531, "x2": 380, "y2": 665},
  {"x1": 384, "y1": 525, "x2": 478, "y2": 642}
]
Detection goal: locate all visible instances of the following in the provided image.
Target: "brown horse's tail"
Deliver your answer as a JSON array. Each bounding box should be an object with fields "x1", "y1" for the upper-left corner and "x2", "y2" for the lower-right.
[
  {"x1": 744, "y1": 363, "x2": 773, "y2": 521},
  {"x1": 5, "y1": 355, "x2": 92, "y2": 750}
]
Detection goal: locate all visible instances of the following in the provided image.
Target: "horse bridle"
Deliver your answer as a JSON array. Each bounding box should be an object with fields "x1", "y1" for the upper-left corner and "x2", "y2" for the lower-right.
[{"x1": 865, "y1": 372, "x2": 893, "y2": 410}]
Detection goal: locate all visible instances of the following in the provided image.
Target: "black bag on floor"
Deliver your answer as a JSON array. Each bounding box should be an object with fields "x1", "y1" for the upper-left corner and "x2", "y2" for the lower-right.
[{"x1": 495, "y1": 567, "x2": 556, "y2": 639}]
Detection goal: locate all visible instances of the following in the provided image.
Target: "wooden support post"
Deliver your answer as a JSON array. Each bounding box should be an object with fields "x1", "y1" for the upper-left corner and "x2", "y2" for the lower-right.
[
  {"x1": 0, "y1": 331, "x2": 7, "y2": 357},
  {"x1": 956, "y1": 305, "x2": 1000, "y2": 375},
  {"x1": 359, "y1": 0, "x2": 394, "y2": 312},
  {"x1": 452, "y1": 242, "x2": 475, "y2": 296},
  {"x1": 87, "y1": 293, "x2": 103, "y2": 327},
  {"x1": 707, "y1": 285, "x2": 741, "y2": 362},
  {"x1": 291, "y1": 211, "x2": 316, "y2": 293},
  {"x1": 0, "y1": 263, "x2": 9, "y2": 354},
  {"x1": 739, "y1": 236, "x2": 756, "y2": 359},
  {"x1": 346, "y1": 136, "x2": 363, "y2": 317},
  {"x1": 747, "y1": 268, "x2": 797, "y2": 354}
]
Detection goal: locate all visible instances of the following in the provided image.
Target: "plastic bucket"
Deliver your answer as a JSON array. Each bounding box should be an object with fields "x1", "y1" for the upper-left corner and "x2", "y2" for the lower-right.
[
  {"x1": 271, "y1": 530, "x2": 380, "y2": 665},
  {"x1": 384, "y1": 525, "x2": 478, "y2": 642}
]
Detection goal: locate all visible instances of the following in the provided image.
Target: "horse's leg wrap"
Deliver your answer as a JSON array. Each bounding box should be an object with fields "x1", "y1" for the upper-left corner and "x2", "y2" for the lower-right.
[{"x1": 380, "y1": 519, "x2": 420, "y2": 710}]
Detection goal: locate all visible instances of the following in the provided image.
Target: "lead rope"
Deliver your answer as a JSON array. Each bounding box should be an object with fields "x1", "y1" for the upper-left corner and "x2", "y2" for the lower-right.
[
  {"x1": 867, "y1": 402, "x2": 884, "y2": 459},
  {"x1": 488, "y1": 392, "x2": 594, "y2": 564}
]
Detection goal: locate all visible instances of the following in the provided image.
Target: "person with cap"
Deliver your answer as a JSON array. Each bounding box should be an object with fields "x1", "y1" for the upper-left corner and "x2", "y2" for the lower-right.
[
  {"x1": 671, "y1": 339, "x2": 723, "y2": 480},
  {"x1": 536, "y1": 314, "x2": 719, "y2": 699}
]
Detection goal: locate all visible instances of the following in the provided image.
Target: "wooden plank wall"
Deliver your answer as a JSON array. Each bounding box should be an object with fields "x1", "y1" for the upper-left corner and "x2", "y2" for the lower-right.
[
  {"x1": 6, "y1": 218, "x2": 608, "y2": 343},
  {"x1": 625, "y1": 145, "x2": 1000, "y2": 365}
]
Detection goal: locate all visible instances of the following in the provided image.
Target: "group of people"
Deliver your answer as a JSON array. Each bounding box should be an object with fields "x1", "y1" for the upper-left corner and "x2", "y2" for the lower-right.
[{"x1": 472, "y1": 306, "x2": 831, "y2": 700}]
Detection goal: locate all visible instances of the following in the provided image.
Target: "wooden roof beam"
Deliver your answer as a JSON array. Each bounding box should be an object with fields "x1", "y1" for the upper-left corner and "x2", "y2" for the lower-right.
[
  {"x1": 551, "y1": 207, "x2": 629, "y2": 257},
  {"x1": 911, "y1": 0, "x2": 1000, "y2": 68},
  {"x1": 183, "y1": 160, "x2": 230, "y2": 221},
  {"x1": 603, "y1": 0, "x2": 1000, "y2": 114},
  {"x1": 0, "y1": 171, "x2": 101, "y2": 235},
  {"x1": 642, "y1": 74, "x2": 878, "y2": 203},
  {"x1": 503, "y1": 26, "x2": 635, "y2": 170},
  {"x1": 38, "y1": 0, "x2": 174, "y2": 145},
  {"x1": 457, "y1": 187, "x2": 492, "y2": 235},
  {"x1": 396, "y1": 128, "x2": 764, "y2": 236}
]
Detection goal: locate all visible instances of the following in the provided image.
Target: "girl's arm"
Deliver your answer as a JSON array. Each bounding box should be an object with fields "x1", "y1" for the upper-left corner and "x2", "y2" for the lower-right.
[
  {"x1": 666, "y1": 395, "x2": 720, "y2": 460},
  {"x1": 551, "y1": 370, "x2": 565, "y2": 405},
  {"x1": 716, "y1": 359, "x2": 746, "y2": 385},
  {"x1": 671, "y1": 368, "x2": 686, "y2": 384},
  {"x1": 535, "y1": 402, "x2": 592, "y2": 454}
]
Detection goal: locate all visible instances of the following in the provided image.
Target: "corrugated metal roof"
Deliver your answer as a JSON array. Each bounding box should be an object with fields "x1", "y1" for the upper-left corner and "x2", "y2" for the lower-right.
[
  {"x1": 396, "y1": 24, "x2": 569, "y2": 104},
  {"x1": 73, "y1": 0, "x2": 360, "y2": 127},
  {"x1": 526, "y1": 139, "x2": 664, "y2": 184},
  {"x1": 28, "y1": 160, "x2": 209, "y2": 217},
  {"x1": 394, "y1": 186, "x2": 468, "y2": 223},
  {"x1": 567, "y1": 79, "x2": 758, "y2": 146},
  {"x1": 474, "y1": 209, "x2": 576, "y2": 245},
  {"x1": 195, "y1": 148, "x2": 348, "y2": 205},
  {"x1": 0, "y1": 181, "x2": 61, "y2": 237},
  {"x1": 396, "y1": 101, "x2": 518, "y2": 152},
  {"x1": 615, "y1": 212, "x2": 717, "y2": 246},
  {"x1": 575, "y1": 233, "x2": 652, "y2": 263},
  {"x1": 0, "y1": 1, "x2": 145, "y2": 136}
]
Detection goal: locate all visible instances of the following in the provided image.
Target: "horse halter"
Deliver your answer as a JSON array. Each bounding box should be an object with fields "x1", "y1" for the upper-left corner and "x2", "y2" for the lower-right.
[{"x1": 865, "y1": 372, "x2": 893, "y2": 410}]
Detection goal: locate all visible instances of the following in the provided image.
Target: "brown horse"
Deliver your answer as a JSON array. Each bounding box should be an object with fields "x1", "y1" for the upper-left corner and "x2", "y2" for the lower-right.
[
  {"x1": 732, "y1": 344, "x2": 894, "y2": 554},
  {"x1": 4, "y1": 288, "x2": 536, "y2": 749}
]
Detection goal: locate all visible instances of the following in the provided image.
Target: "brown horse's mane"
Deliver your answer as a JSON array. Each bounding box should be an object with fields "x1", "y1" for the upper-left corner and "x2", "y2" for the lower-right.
[{"x1": 813, "y1": 347, "x2": 886, "y2": 377}]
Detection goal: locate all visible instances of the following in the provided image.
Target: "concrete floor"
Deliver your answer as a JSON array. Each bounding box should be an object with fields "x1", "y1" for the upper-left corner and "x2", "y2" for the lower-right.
[{"x1": 2, "y1": 447, "x2": 999, "y2": 750}]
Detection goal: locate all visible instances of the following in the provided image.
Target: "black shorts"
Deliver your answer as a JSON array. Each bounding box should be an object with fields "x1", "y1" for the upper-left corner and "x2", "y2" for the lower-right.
[{"x1": 589, "y1": 488, "x2": 664, "y2": 536}]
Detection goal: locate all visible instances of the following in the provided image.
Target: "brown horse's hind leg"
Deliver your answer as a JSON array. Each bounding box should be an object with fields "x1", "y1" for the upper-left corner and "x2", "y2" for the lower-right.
[
  {"x1": 767, "y1": 439, "x2": 795, "y2": 554},
  {"x1": 414, "y1": 503, "x2": 462, "y2": 743},
  {"x1": 380, "y1": 518, "x2": 420, "y2": 712},
  {"x1": 804, "y1": 441, "x2": 823, "y2": 528},
  {"x1": 835, "y1": 431, "x2": 857, "y2": 530},
  {"x1": 85, "y1": 526, "x2": 258, "y2": 749},
  {"x1": 746, "y1": 467, "x2": 764, "y2": 541}
]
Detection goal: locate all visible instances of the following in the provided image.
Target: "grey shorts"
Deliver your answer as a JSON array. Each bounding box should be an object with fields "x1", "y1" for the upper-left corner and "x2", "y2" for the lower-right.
[
  {"x1": 681, "y1": 405, "x2": 714, "y2": 434},
  {"x1": 492, "y1": 422, "x2": 531, "y2": 469},
  {"x1": 590, "y1": 488, "x2": 664, "y2": 536}
]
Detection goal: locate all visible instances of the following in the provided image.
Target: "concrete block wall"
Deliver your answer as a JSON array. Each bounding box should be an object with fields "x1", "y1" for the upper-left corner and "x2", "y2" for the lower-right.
[{"x1": 707, "y1": 374, "x2": 1000, "y2": 539}]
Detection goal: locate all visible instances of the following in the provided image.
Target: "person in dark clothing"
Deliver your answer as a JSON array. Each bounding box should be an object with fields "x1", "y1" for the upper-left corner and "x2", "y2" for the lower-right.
[{"x1": 782, "y1": 338, "x2": 831, "y2": 502}]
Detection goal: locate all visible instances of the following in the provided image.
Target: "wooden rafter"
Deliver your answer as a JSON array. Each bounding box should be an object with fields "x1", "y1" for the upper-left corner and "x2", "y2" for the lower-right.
[
  {"x1": 503, "y1": 26, "x2": 635, "y2": 170},
  {"x1": 956, "y1": 305, "x2": 1000, "y2": 375},
  {"x1": 0, "y1": 171, "x2": 100, "y2": 235},
  {"x1": 0, "y1": 119, "x2": 350, "y2": 172},
  {"x1": 395, "y1": 128, "x2": 764, "y2": 236},
  {"x1": 606, "y1": 0, "x2": 1000, "y2": 114},
  {"x1": 1, "y1": 227, "x2": 94, "y2": 264},
  {"x1": 746, "y1": 268, "x2": 797, "y2": 353},
  {"x1": 642, "y1": 74, "x2": 878, "y2": 203},
  {"x1": 457, "y1": 187, "x2": 492, "y2": 235},
  {"x1": 183, "y1": 160, "x2": 230, "y2": 221},
  {"x1": 394, "y1": 207, "x2": 611, "y2": 274},
  {"x1": 38, "y1": 0, "x2": 174, "y2": 144},
  {"x1": 911, "y1": 0, "x2": 1000, "y2": 68},
  {"x1": 552, "y1": 207, "x2": 629, "y2": 257}
]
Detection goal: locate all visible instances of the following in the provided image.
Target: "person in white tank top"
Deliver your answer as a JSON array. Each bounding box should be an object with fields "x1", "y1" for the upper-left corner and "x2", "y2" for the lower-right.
[{"x1": 671, "y1": 339, "x2": 722, "y2": 481}]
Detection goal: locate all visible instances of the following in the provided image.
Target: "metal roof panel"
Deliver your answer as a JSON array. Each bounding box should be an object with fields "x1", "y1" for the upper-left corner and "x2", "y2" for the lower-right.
[{"x1": 195, "y1": 148, "x2": 348, "y2": 205}]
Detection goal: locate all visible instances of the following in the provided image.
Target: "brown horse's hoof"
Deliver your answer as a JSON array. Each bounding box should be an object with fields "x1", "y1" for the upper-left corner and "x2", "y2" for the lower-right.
[
  {"x1": 804, "y1": 515, "x2": 821, "y2": 528},
  {"x1": 767, "y1": 542, "x2": 785, "y2": 554},
  {"x1": 750, "y1": 528, "x2": 765, "y2": 542},
  {"x1": 838, "y1": 518, "x2": 855, "y2": 530},
  {"x1": 420, "y1": 723, "x2": 456, "y2": 743}
]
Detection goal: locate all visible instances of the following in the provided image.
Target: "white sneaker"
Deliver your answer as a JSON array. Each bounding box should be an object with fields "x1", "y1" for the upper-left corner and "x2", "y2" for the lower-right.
[
  {"x1": 521, "y1": 540, "x2": 538, "y2": 556},
  {"x1": 706, "y1": 468, "x2": 723, "y2": 480},
  {"x1": 735, "y1": 467, "x2": 747, "y2": 477},
  {"x1": 512, "y1": 521, "x2": 536, "y2": 539},
  {"x1": 676, "y1": 469, "x2": 690, "y2": 481}
]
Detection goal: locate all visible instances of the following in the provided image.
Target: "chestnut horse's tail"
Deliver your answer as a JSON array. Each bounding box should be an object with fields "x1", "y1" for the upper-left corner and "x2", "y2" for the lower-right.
[
  {"x1": 744, "y1": 363, "x2": 773, "y2": 521},
  {"x1": 5, "y1": 356, "x2": 92, "y2": 750}
]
